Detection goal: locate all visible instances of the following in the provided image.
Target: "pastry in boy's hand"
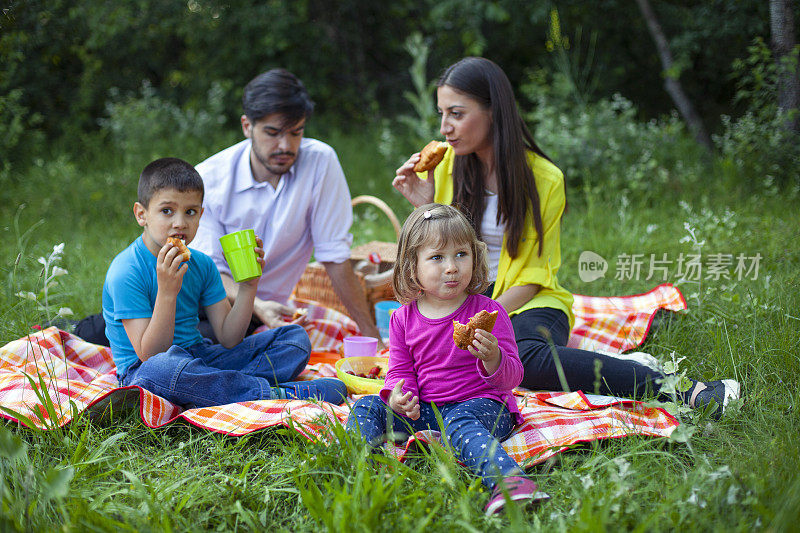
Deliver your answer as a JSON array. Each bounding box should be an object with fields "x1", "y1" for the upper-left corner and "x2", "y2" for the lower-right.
[
  {"x1": 413, "y1": 141, "x2": 449, "y2": 172},
  {"x1": 291, "y1": 308, "x2": 308, "y2": 321},
  {"x1": 453, "y1": 310, "x2": 499, "y2": 350},
  {"x1": 167, "y1": 237, "x2": 191, "y2": 262}
]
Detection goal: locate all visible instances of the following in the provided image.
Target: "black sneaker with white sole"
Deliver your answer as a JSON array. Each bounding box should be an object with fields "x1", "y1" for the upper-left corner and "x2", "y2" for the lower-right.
[{"x1": 691, "y1": 379, "x2": 741, "y2": 419}]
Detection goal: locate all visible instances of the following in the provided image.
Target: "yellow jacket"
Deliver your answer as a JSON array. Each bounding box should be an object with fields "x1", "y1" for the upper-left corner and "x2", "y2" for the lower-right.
[{"x1": 431, "y1": 148, "x2": 575, "y2": 327}]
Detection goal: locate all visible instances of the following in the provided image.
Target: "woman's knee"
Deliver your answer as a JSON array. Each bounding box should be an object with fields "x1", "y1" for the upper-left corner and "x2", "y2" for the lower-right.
[{"x1": 512, "y1": 308, "x2": 570, "y2": 346}]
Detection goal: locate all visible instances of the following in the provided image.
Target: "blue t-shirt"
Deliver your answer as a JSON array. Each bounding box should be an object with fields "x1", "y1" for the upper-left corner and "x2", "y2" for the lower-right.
[{"x1": 102, "y1": 235, "x2": 227, "y2": 375}]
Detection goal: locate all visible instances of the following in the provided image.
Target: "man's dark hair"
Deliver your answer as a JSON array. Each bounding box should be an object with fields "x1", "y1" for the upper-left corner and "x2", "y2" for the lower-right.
[
  {"x1": 242, "y1": 68, "x2": 315, "y2": 126},
  {"x1": 137, "y1": 158, "x2": 204, "y2": 207}
]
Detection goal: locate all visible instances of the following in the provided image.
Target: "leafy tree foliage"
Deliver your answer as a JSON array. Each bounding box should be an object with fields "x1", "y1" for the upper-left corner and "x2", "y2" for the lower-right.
[{"x1": 0, "y1": 0, "x2": 795, "y2": 144}]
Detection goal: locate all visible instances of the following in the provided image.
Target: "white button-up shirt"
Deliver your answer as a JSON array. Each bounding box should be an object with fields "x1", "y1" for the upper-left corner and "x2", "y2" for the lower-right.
[{"x1": 192, "y1": 137, "x2": 353, "y2": 304}]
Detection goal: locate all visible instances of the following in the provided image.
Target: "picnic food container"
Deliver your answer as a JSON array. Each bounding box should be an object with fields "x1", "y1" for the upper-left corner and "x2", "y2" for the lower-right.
[
  {"x1": 374, "y1": 300, "x2": 401, "y2": 341},
  {"x1": 335, "y1": 356, "x2": 389, "y2": 395},
  {"x1": 293, "y1": 195, "x2": 398, "y2": 317},
  {"x1": 343, "y1": 335, "x2": 379, "y2": 357},
  {"x1": 219, "y1": 229, "x2": 262, "y2": 282}
]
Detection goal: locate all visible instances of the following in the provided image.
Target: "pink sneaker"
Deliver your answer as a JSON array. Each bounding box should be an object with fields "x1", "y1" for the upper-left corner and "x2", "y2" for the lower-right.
[{"x1": 484, "y1": 476, "x2": 550, "y2": 516}]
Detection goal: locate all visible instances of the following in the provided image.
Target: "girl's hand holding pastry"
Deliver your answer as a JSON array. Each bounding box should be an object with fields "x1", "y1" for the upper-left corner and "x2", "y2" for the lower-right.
[{"x1": 469, "y1": 329, "x2": 502, "y2": 375}]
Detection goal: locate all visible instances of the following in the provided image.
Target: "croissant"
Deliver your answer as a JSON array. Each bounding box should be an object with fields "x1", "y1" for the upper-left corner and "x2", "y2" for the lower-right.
[
  {"x1": 413, "y1": 141, "x2": 448, "y2": 172},
  {"x1": 167, "y1": 237, "x2": 191, "y2": 262},
  {"x1": 453, "y1": 310, "x2": 499, "y2": 350}
]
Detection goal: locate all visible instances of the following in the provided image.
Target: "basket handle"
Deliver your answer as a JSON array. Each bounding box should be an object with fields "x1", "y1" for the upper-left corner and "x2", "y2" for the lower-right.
[{"x1": 351, "y1": 195, "x2": 401, "y2": 239}]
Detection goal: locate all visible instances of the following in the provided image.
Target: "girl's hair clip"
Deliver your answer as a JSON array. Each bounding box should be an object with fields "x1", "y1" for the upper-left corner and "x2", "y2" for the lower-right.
[{"x1": 423, "y1": 210, "x2": 433, "y2": 219}]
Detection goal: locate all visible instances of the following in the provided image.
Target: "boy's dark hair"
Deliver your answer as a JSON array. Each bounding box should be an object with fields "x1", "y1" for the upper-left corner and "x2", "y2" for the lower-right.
[
  {"x1": 137, "y1": 158, "x2": 204, "y2": 207},
  {"x1": 242, "y1": 68, "x2": 315, "y2": 127}
]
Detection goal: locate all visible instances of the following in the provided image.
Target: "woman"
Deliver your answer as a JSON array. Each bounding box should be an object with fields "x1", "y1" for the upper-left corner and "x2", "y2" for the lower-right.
[{"x1": 393, "y1": 57, "x2": 739, "y2": 417}]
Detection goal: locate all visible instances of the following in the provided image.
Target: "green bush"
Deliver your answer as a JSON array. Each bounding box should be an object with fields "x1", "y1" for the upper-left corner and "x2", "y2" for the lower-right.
[
  {"x1": 0, "y1": 89, "x2": 43, "y2": 176},
  {"x1": 99, "y1": 80, "x2": 235, "y2": 165},
  {"x1": 521, "y1": 70, "x2": 708, "y2": 200},
  {"x1": 713, "y1": 38, "x2": 800, "y2": 192}
]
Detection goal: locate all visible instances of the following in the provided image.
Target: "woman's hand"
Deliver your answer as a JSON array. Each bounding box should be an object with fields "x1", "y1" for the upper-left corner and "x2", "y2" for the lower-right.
[
  {"x1": 388, "y1": 378, "x2": 420, "y2": 420},
  {"x1": 392, "y1": 154, "x2": 435, "y2": 207},
  {"x1": 468, "y1": 329, "x2": 502, "y2": 375}
]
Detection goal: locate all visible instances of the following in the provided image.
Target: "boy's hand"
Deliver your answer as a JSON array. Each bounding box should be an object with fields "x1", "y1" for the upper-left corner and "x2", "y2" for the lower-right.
[
  {"x1": 388, "y1": 379, "x2": 420, "y2": 420},
  {"x1": 239, "y1": 236, "x2": 266, "y2": 290},
  {"x1": 468, "y1": 329, "x2": 502, "y2": 375},
  {"x1": 156, "y1": 241, "x2": 188, "y2": 296}
]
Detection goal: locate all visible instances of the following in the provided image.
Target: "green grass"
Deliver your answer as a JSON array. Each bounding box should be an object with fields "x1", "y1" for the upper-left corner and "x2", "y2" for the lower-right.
[{"x1": 0, "y1": 125, "x2": 798, "y2": 531}]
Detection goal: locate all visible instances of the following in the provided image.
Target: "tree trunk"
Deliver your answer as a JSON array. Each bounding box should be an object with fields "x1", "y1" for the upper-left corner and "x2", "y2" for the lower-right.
[
  {"x1": 635, "y1": 0, "x2": 713, "y2": 150},
  {"x1": 770, "y1": 0, "x2": 799, "y2": 133}
]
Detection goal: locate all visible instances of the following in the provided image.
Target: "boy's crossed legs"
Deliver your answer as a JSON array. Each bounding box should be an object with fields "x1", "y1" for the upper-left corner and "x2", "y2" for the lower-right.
[{"x1": 120, "y1": 324, "x2": 346, "y2": 406}]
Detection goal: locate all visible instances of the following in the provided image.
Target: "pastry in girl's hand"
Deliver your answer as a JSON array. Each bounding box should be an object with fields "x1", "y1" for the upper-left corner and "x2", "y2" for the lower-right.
[
  {"x1": 453, "y1": 310, "x2": 499, "y2": 350},
  {"x1": 413, "y1": 141, "x2": 449, "y2": 172},
  {"x1": 291, "y1": 308, "x2": 308, "y2": 321},
  {"x1": 167, "y1": 237, "x2": 191, "y2": 262}
]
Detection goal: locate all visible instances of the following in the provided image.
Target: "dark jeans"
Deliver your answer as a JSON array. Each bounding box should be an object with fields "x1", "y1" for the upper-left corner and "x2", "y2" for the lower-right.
[
  {"x1": 347, "y1": 395, "x2": 520, "y2": 488},
  {"x1": 74, "y1": 310, "x2": 261, "y2": 346},
  {"x1": 512, "y1": 307, "x2": 668, "y2": 399},
  {"x1": 119, "y1": 325, "x2": 311, "y2": 407}
]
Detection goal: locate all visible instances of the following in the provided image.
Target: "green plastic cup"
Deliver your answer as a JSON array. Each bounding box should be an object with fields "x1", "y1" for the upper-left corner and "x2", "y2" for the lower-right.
[{"x1": 219, "y1": 229, "x2": 262, "y2": 282}]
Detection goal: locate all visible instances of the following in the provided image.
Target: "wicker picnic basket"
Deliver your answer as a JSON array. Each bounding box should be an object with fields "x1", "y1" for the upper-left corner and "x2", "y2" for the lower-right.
[{"x1": 292, "y1": 195, "x2": 400, "y2": 317}]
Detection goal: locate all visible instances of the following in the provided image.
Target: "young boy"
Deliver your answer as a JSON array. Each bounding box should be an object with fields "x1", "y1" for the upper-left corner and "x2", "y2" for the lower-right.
[{"x1": 102, "y1": 157, "x2": 347, "y2": 407}]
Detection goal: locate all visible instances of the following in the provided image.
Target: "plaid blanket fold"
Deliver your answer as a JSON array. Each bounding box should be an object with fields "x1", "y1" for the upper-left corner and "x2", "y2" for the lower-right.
[{"x1": 0, "y1": 285, "x2": 685, "y2": 465}]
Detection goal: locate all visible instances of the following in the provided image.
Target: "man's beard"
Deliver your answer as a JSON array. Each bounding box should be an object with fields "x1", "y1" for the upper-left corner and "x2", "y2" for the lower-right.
[{"x1": 253, "y1": 148, "x2": 296, "y2": 178}]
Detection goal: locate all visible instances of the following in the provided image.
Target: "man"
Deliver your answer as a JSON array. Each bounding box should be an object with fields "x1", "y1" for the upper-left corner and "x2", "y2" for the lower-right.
[
  {"x1": 191, "y1": 68, "x2": 381, "y2": 343},
  {"x1": 71, "y1": 68, "x2": 381, "y2": 347}
]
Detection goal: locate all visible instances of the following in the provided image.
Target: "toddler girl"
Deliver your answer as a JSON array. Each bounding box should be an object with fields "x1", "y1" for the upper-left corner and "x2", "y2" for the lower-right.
[{"x1": 346, "y1": 203, "x2": 547, "y2": 515}]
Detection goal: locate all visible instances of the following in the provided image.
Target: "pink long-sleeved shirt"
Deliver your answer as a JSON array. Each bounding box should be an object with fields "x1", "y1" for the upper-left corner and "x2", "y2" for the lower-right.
[{"x1": 379, "y1": 294, "x2": 524, "y2": 424}]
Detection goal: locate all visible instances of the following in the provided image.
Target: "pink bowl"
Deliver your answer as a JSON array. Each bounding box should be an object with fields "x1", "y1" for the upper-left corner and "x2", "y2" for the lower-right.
[{"x1": 343, "y1": 336, "x2": 379, "y2": 357}]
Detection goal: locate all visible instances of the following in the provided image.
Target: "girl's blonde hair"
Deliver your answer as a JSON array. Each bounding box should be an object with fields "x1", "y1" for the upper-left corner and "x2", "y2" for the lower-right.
[{"x1": 392, "y1": 203, "x2": 490, "y2": 304}]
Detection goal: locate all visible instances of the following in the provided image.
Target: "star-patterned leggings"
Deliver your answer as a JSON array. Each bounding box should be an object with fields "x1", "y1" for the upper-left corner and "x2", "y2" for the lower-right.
[{"x1": 347, "y1": 395, "x2": 522, "y2": 488}]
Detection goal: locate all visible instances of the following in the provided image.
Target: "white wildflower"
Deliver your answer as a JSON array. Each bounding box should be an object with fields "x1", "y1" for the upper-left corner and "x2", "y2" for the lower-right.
[
  {"x1": 16, "y1": 291, "x2": 38, "y2": 301},
  {"x1": 37, "y1": 257, "x2": 47, "y2": 265},
  {"x1": 708, "y1": 466, "x2": 732, "y2": 481},
  {"x1": 51, "y1": 266, "x2": 69, "y2": 277},
  {"x1": 56, "y1": 307, "x2": 74, "y2": 318},
  {"x1": 52, "y1": 243, "x2": 65, "y2": 256},
  {"x1": 687, "y1": 488, "x2": 707, "y2": 508},
  {"x1": 727, "y1": 485, "x2": 739, "y2": 505},
  {"x1": 613, "y1": 457, "x2": 632, "y2": 479}
]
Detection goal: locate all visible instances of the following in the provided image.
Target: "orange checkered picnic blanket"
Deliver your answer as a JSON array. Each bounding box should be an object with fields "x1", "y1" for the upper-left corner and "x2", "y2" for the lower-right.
[
  {"x1": 291, "y1": 283, "x2": 688, "y2": 355},
  {"x1": 0, "y1": 285, "x2": 684, "y2": 465},
  {"x1": 568, "y1": 283, "x2": 687, "y2": 353}
]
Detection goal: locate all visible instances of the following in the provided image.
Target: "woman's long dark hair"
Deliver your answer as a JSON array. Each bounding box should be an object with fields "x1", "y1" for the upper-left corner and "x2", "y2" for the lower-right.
[{"x1": 438, "y1": 57, "x2": 556, "y2": 258}]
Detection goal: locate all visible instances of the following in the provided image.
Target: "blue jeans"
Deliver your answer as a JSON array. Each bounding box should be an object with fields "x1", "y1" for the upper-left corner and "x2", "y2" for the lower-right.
[
  {"x1": 120, "y1": 324, "x2": 311, "y2": 407},
  {"x1": 347, "y1": 395, "x2": 521, "y2": 488}
]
